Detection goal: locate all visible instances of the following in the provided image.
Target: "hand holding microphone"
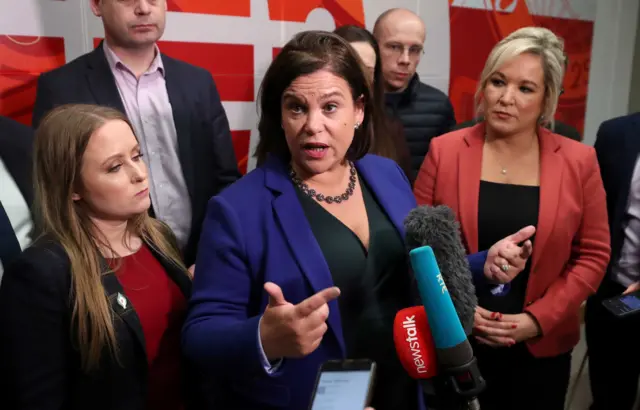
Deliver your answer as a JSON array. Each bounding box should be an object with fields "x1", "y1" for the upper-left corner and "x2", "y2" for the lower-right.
[
  {"x1": 259, "y1": 282, "x2": 340, "y2": 361},
  {"x1": 484, "y1": 226, "x2": 535, "y2": 284}
]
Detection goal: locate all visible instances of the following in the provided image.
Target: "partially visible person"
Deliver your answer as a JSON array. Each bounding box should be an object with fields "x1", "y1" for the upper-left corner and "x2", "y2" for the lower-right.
[
  {"x1": 0, "y1": 116, "x2": 34, "y2": 281},
  {"x1": 182, "y1": 30, "x2": 532, "y2": 410},
  {"x1": 586, "y1": 113, "x2": 640, "y2": 410},
  {"x1": 0, "y1": 104, "x2": 199, "y2": 410},
  {"x1": 414, "y1": 27, "x2": 610, "y2": 410},
  {"x1": 32, "y1": 0, "x2": 241, "y2": 266},
  {"x1": 373, "y1": 8, "x2": 455, "y2": 178},
  {"x1": 333, "y1": 24, "x2": 413, "y2": 182}
]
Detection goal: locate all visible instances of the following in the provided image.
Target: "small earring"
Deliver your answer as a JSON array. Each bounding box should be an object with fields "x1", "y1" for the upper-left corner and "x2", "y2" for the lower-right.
[{"x1": 354, "y1": 122, "x2": 360, "y2": 130}]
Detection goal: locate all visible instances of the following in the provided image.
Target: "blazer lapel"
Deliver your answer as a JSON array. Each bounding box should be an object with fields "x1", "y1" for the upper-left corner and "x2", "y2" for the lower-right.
[
  {"x1": 530, "y1": 128, "x2": 563, "y2": 271},
  {"x1": 146, "y1": 243, "x2": 192, "y2": 298},
  {"x1": 85, "y1": 43, "x2": 126, "y2": 113},
  {"x1": 355, "y1": 158, "x2": 405, "y2": 237},
  {"x1": 162, "y1": 55, "x2": 196, "y2": 201},
  {"x1": 101, "y1": 260, "x2": 147, "y2": 356},
  {"x1": 99, "y1": 245, "x2": 191, "y2": 359},
  {"x1": 265, "y1": 157, "x2": 345, "y2": 356},
  {"x1": 457, "y1": 125, "x2": 484, "y2": 253}
]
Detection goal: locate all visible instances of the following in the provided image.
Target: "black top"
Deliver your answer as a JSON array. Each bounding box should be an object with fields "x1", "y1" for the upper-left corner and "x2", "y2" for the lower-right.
[
  {"x1": 477, "y1": 181, "x2": 540, "y2": 313},
  {"x1": 296, "y1": 178, "x2": 417, "y2": 410}
]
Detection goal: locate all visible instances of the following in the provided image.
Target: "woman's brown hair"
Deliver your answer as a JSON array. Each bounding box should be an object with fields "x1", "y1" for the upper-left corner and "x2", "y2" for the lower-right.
[
  {"x1": 33, "y1": 103, "x2": 188, "y2": 371},
  {"x1": 333, "y1": 25, "x2": 398, "y2": 162},
  {"x1": 254, "y1": 30, "x2": 375, "y2": 166}
]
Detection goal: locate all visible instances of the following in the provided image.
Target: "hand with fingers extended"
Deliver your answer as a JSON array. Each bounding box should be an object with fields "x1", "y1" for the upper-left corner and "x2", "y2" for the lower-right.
[
  {"x1": 484, "y1": 225, "x2": 536, "y2": 284},
  {"x1": 473, "y1": 306, "x2": 541, "y2": 348},
  {"x1": 259, "y1": 282, "x2": 340, "y2": 361}
]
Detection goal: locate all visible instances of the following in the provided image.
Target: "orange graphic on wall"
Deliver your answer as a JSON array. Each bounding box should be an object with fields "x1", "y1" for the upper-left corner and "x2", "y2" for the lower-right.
[
  {"x1": 0, "y1": 35, "x2": 66, "y2": 125},
  {"x1": 449, "y1": 0, "x2": 592, "y2": 134},
  {"x1": 231, "y1": 130, "x2": 251, "y2": 174},
  {"x1": 167, "y1": 0, "x2": 250, "y2": 17},
  {"x1": 268, "y1": 0, "x2": 365, "y2": 26}
]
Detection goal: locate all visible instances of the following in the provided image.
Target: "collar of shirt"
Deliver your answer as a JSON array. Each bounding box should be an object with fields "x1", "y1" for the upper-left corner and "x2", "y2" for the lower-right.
[{"x1": 103, "y1": 41, "x2": 165, "y2": 78}]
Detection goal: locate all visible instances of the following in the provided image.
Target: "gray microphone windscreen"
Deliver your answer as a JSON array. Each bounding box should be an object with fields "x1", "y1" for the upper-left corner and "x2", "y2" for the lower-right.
[{"x1": 404, "y1": 205, "x2": 478, "y2": 335}]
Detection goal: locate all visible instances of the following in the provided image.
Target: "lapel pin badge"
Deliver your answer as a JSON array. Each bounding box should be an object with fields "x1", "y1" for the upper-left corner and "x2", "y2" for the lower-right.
[{"x1": 117, "y1": 292, "x2": 127, "y2": 310}]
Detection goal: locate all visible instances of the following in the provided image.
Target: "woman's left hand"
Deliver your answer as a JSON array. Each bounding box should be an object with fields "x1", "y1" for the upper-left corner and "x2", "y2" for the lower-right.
[
  {"x1": 473, "y1": 306, "x2": 516, "y2": 347},
  {"x1": 473, "y1": 307, "x2": 541, "y2": 347},
  {"x1": 499, "y1": 313, "x2": 542, "y2": 343}
]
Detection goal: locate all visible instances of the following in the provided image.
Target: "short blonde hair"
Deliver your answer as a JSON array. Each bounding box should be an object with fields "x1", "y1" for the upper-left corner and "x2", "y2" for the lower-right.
[{"x1": 475, "y1": 27, "x2": 566, "y2": 128}]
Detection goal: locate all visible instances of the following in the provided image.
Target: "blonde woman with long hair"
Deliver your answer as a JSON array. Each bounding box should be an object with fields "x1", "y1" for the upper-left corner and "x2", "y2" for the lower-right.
[{"x1": 0, "y1": 104, "x2": 200, "y2": 410}]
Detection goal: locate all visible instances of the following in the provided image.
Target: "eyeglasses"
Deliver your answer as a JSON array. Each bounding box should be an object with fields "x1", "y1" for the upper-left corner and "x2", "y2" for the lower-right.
[{"x1": 381, "y1": 43, "x2": 424, "y2": 60}]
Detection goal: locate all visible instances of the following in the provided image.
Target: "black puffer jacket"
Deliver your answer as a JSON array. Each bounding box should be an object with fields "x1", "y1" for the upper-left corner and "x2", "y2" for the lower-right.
[{"x1": 385, "y1": 74, "x2": 456, "y2": 180}]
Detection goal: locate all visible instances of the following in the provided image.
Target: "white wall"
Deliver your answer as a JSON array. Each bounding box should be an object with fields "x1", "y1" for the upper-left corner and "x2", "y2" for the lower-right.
[
  {"x1": 583, "y1": 0, "x2": 640, "y2": 145},
  {"x1": 628, "y1": 3, "x2": 640, "y2": 114}
]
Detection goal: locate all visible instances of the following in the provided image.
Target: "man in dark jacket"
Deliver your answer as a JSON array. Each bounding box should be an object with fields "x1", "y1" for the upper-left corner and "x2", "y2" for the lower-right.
[
  {"x1": 585, "y1": 113, "x2": 640, "y2": 410},
  {"x1": 373, "y1": 8, "x2": 456, "y2": 180},
  {"x1": 0, "y1": 116, "x2": 34, "y2": 281},
  {"x1": 32, "y1": 0, "x2": 241, "y2": 266}
]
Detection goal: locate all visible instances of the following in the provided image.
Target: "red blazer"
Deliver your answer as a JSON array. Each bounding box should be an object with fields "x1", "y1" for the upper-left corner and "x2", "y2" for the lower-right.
[{"x1": 414, "y1": 123, "x2": 611, "y2": 357}]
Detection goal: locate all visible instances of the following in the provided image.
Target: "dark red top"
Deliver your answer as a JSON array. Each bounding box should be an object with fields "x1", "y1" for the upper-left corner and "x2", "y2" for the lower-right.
[{"x1": 111, "y1": 244, "x2": 186, "y2": 410}]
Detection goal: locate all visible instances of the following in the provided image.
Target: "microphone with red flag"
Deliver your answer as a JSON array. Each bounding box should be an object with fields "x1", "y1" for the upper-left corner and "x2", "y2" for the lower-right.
[{"x1": 393, "y1": 306, "x2": 438, "y2": 379}]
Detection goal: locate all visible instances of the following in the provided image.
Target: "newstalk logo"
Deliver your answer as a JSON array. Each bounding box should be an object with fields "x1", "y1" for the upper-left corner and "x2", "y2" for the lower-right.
[{"x1": 403, "y1": 314, "x2": 429, "y2": 374}]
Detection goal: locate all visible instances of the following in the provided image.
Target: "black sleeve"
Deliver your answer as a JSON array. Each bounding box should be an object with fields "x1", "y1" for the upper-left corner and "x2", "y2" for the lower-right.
[
  {"x1": 32, "y1": 74, "x2": 56, "y2": 129},
  {"x1": 444, "y1": 97, "x2": 457, "y2": 134},
  {"x1": 0, "y1": 250, "x2": 71, "y2": 410},
  {"x1": 205, "y1": 73, "x2": 242, "y2": 193}
]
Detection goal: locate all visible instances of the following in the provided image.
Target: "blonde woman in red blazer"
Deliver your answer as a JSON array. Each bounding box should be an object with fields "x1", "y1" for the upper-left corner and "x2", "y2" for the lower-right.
[{"x1": 414, "y1": 27, "x2": 610, "y2": 410}]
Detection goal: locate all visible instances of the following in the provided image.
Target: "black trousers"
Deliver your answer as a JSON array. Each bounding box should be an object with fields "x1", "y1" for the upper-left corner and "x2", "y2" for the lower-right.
[
  {"x1": 585, "y1": 277, "x2": 640, "y2": 410},
  {"x1": 472, "y1": 342, "x2": 571, "y2": 410}
]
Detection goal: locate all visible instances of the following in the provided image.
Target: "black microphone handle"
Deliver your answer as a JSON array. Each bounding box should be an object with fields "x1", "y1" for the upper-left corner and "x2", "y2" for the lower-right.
[{"x1": 428, "y1": 348, "x2": 486, "y2": 410}]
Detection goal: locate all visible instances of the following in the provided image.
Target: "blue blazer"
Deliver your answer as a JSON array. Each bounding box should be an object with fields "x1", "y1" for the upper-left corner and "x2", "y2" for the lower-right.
[{"x1": 182, "y1": 154, "x2": 487, "y2": 410}]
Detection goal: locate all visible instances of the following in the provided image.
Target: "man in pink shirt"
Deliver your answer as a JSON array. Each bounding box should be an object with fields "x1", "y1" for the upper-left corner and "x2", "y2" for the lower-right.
[{"x1": 33, "y1": 0, "x2": 241, "y2": 266}]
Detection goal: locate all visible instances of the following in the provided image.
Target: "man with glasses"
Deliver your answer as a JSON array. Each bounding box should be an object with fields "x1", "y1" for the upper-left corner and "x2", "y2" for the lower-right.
[{"x1": 373, "y1": 8, "x2": 456, "y2": 182}]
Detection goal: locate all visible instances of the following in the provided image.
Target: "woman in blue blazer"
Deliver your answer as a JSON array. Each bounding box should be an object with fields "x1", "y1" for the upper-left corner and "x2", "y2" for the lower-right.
[{"x1": 182, "y1": 30, "x2": 533, "y2": 410}]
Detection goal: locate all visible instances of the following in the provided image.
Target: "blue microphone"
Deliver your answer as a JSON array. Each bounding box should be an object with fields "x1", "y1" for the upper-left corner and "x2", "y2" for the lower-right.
[
  {"x1": 410, "y1": 246, "x2": 467, "y2": 351},
  {"x1": 404, "y1": 205, "x2": 486, "y2": 409}
]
